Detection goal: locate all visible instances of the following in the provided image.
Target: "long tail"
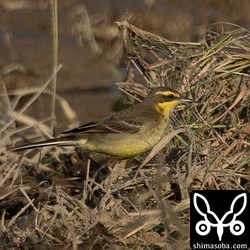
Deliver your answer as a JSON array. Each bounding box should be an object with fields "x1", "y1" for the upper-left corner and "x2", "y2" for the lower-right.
[{"x1": 10, "y1": 137, "x2": 83, "y2": 152}]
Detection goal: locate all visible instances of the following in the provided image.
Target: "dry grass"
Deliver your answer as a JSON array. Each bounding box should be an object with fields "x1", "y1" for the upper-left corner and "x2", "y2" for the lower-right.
[{"x1": 1, "y1": 20, "x2": 250, "y2": 249}]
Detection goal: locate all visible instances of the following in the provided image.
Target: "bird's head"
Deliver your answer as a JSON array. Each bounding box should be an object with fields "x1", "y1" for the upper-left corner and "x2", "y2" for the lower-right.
[{"x1": 146, "y1": 87, "x2": 192, "y2": 117}]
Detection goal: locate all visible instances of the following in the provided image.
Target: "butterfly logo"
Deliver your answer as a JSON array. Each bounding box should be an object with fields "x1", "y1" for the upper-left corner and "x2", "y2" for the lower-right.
[{"x1": 193, "y1": 193, "x2": 247, "y2": 241}]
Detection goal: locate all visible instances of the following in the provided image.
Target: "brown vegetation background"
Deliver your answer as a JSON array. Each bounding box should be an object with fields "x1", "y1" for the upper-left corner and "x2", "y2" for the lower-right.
[{"x1": 0, "y1": 0, "x2": 250, "y2": 249}]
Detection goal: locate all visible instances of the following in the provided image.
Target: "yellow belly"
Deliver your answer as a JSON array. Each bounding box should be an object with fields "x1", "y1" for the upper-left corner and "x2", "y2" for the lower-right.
[{"x1": 83, "y1": 123, "x2": 166, "y2": 158}]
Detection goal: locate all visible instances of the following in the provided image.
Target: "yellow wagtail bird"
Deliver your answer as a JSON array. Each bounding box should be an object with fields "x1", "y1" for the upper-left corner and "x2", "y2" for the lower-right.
[{"x1": 11, "y1": 87, "x2": 192, "y2": 158}]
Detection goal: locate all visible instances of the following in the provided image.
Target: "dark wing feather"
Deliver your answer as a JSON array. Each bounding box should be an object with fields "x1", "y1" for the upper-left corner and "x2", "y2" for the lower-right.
[{"x1": 62, "y1": 112, "x2": 142, "y2": 135}]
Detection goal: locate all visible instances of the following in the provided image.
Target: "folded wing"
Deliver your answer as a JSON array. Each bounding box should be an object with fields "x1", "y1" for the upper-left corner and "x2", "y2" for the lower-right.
[{"x1": 62, "y1": 114, "x2": 142, "y2": 135}]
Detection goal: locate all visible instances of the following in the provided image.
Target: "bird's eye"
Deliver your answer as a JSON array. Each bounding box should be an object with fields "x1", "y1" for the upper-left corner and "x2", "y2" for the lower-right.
[{"x1": 168, "y1": 94, "x2": 174, "y2": 100}]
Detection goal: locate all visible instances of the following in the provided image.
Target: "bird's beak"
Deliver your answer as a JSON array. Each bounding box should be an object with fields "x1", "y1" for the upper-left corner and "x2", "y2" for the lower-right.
[{"x1": 180, "y1": 97, "x2": 193, "y2": 103}]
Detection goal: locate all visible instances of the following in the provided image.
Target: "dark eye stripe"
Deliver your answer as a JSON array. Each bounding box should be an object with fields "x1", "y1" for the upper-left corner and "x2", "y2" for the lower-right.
[{"x1": 157, "y1": 93, "x2": 179, "y2": 102}]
